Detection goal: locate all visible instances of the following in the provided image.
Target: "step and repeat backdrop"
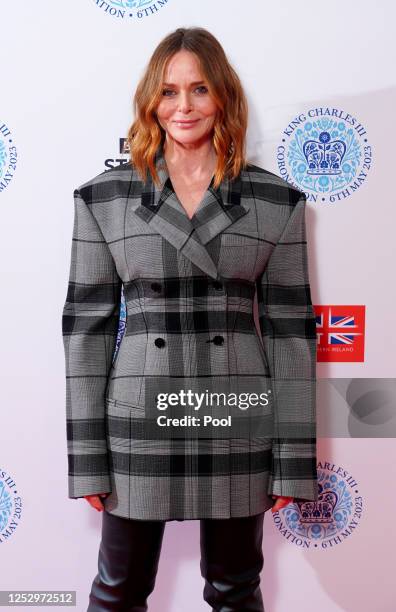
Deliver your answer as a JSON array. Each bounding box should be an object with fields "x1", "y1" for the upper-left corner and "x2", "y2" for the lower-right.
[{"x1": 1, "y1": 1, "x2": 395, "y2": 611}]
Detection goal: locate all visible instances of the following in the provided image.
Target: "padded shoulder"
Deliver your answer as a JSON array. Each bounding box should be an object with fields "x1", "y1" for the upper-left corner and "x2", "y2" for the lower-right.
[
  {"x1": 75, "y1": 160, "x2": 135, "y2": 203},
  {"x1": 244, "y1": 162, "x2": 306, "y2": 206}
]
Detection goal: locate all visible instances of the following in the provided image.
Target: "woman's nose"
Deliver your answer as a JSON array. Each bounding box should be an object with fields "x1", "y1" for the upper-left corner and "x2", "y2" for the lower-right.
[{"x1": 177, "y1": 92, "x2": 193, "y2": 113}]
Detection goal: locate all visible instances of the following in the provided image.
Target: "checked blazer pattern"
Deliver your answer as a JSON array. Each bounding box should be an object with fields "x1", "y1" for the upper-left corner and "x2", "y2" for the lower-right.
[{"x1": 61, "y1": 142, "x2": 318, "y2": 520}]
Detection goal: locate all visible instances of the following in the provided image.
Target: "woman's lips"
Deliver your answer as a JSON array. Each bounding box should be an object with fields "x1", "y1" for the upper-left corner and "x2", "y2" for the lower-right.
[{"x1": 173, "y1": 120, "x2": 199, "y2": 128}]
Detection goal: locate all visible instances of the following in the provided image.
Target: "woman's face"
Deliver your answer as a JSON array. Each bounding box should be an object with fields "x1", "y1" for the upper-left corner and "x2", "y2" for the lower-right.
[{"x1": 155, "y1": 50, "x2": 218, "y2": 147}]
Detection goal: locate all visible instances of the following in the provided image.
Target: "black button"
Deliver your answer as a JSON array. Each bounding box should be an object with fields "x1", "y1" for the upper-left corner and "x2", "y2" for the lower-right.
[
  {"x1": 212, "y1": 280, "x2": 223, "y2": 290},
  {"x1": 154, "y1": 337, "x2": 165, "y2": 348},
  {"x1": 151, "y1": 282, "x2": 161, "y2": 292},
  {"x1": 213, "y1": 335, "x2": 224, "y2": 345}
]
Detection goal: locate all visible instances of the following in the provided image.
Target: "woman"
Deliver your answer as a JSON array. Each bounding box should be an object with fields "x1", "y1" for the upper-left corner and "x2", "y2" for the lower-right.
[{"x1": 62, "y1": 26, "x2": 318, "y2": 611}]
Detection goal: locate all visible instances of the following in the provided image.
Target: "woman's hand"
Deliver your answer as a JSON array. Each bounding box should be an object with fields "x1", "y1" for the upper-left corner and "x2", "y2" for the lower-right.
[
  {"x1": 84, "y1": 493, "x2": 110, "y2": 512},
  {"x1": 271, "y1": 495, "x2": 294, "y2": 513}
]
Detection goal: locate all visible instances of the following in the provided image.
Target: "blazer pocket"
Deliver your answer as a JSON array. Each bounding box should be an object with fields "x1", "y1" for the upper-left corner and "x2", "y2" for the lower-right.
[
  {"x1": 114, "y1": 398, "x2": 145, "y2": 411},
  {"x1": 105, "y1": 396, "x2": 145, "y2": 416}
]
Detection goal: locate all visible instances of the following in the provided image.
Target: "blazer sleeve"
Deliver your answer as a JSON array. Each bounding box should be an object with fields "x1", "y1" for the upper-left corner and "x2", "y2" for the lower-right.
[
  {"x1": 61, "y1": 188, "x2": 122, "y2": 499},
  {"x1": 255, "y1": 193, "x2": 318, "y2": 502}
]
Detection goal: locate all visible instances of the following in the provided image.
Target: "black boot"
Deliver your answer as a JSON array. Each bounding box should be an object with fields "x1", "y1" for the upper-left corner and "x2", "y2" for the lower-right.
[
  {"x1": 200, "y1": 512, "x2": 265, "y2": 611},
  {"x1": 87, "y1": 510, "x2": 166, "y2": 611}
]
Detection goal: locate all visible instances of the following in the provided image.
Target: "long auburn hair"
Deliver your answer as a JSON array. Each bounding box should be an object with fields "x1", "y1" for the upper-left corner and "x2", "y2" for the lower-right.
[{"x1": 126, "y1": 27, "x2": 249, "y2": 189}]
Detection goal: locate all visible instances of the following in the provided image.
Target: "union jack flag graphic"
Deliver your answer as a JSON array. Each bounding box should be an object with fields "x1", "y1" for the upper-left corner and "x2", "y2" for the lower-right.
[{"x1": 315, "y1": 305, "x2": 365, "y2": 362}]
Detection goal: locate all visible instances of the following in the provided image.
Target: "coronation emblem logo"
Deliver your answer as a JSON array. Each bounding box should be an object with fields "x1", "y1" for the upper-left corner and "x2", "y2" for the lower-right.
[
  {"x1": 0, "y1": 467, "x2": 23, "y2": 543},
  {"x1": 0, "y1": 119, "x2": 18, "y2": 193},
  {"x1": 94, "y1": 0, "x2": 170, "y2": 19},
  {"x1": 271, "y1": 462, "x2": 363, "y2": 549},
  {"x1": 277, "y1": 107, "x2": 373, "y2": 203}
]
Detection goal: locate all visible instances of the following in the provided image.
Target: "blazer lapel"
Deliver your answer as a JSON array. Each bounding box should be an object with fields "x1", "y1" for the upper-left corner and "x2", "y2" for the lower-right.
[{"x1": 133, "y1": 143, "x2": 249, "y2": 279}]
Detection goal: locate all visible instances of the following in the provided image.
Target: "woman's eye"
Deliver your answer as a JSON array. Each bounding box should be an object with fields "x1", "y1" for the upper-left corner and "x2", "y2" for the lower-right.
[{"x1": 161, "y1": 86, "x2": 208, "y2": 96}]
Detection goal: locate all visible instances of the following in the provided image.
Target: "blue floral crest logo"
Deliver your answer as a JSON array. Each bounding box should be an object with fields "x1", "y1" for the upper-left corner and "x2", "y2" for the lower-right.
[
  {"x1": 94, "y1": 0, "x2": 170, "y2": 19},
  {"x1": 0, "y1": 119, "x2": 18, "y2": 194},
  {"x1": 271, "y1": 462, "x2": 363, "y2": 550},
  {"x1": 277, "y1": 108, "x2": 373, "y2": 203},
  {"x1": 0, "y1": 468, "x2": 23, "y2": 543}
]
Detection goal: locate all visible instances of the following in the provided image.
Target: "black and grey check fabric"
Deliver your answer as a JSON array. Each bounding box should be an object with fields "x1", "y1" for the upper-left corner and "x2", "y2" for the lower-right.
[{"x1": 61, "y1": 142, "x2": 318, "y2": 520}]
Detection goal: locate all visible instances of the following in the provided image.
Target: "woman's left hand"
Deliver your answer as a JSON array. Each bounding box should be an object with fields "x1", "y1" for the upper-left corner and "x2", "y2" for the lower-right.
[{"x1": 271, "y1": 495, "x2": 294, "y2": 513}]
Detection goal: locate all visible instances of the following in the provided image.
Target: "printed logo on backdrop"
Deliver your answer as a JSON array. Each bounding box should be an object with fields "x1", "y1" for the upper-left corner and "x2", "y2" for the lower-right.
[
  {"x1": 94, "y1": 0, "x2": 170, "y2": 20},
  {"x1": 0, "y1": 120, "x2": 18, "y2": 193},
  {"x1": 315, "y1": 305, "x2": 365, "y2": 362},
  {"x1": 104, "y1": 137, "x2": 130, "y2": 170},
  {"x1": 0, "y1": 468, "x2": 22, "y2": 543},
  {"x1": 277, "y1": 108, "x2": 372, "y2": 203},
  {"x1": 271, "y1": 462, "x2": 363, "y2": 549}
]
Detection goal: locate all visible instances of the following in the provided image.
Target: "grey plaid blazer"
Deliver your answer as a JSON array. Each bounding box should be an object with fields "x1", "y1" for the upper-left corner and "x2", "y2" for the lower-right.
[{"x1": 61, "y1": 142, "x2": 318, "y2": 521}]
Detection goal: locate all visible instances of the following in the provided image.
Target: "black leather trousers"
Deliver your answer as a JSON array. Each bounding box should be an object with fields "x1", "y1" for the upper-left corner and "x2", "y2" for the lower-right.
[{"x1": 87, "y1": 509, "x2": 265, "y2": 612}]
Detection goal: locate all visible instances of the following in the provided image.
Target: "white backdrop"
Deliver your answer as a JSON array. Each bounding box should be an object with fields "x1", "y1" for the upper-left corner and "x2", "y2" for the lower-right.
[{"x1": 1, "y1": 1, "x2": 396, "y2": 611}]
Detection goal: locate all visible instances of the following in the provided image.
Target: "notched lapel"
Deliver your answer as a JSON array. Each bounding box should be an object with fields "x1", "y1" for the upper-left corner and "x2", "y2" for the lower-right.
[{"x1": 133, "y1": 143, "x2": 249, "y2": 280}]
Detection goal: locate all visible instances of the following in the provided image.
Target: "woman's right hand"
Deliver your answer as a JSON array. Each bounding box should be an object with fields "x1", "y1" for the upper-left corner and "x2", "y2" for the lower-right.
[{"x1": 84, "y1": 493, "x2": 110, "y2": 512}]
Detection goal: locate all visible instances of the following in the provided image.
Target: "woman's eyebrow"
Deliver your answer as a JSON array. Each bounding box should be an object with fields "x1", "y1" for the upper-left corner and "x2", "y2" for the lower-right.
[{"x1": 162, "y1": 80, "x2": 206, "y2": 87}]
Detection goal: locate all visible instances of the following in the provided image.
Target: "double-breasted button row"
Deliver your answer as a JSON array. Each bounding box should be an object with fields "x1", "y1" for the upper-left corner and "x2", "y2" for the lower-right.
[{"x1": 152, "y1": 279, "x2": 224, "y2": 349}]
